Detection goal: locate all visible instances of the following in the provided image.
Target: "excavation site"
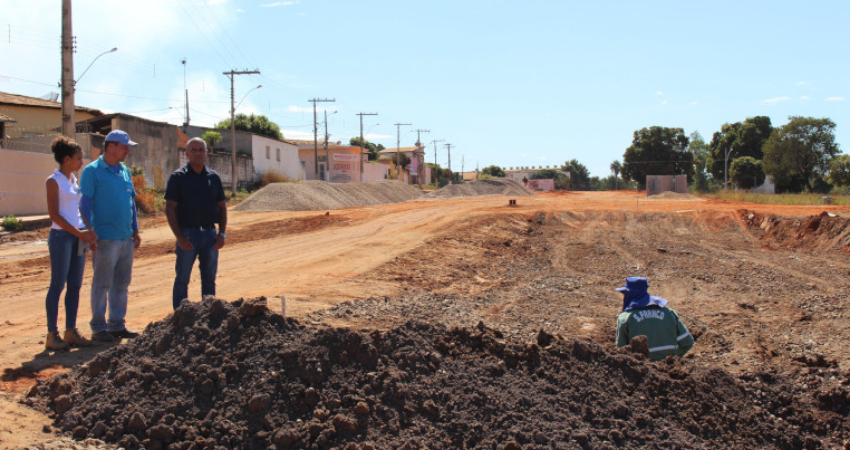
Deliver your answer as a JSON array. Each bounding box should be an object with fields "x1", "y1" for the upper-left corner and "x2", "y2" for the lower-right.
[{"x1": 2, "y1": 190, "x2": 850, "y2": 449}]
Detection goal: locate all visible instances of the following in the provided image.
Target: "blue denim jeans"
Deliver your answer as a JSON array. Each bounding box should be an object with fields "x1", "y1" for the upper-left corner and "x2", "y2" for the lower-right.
[
  {"x1": 172, "y1": 228, "x2": 219, "y2": 309},
  {"x1": 45, "y1": 229, "x2": 86, "y2": 333},
  {"x1": 90, "y1": 238, "x2": 134, "y2": 333}
]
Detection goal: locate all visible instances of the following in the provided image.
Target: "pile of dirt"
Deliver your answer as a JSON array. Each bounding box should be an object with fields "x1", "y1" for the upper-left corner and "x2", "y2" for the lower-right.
[
  {"x1": 425, "y1": 179, "x2": 535, "y2": 199},
  {"x1": 741, "y1": 209, "x2": 850, "y2": 254},
  {"x1": 30, "y1": 298, "x2": 850, "y2": 450},
  {"x1": 234, "y1": 180, "x2": 423, "y2": 212}
]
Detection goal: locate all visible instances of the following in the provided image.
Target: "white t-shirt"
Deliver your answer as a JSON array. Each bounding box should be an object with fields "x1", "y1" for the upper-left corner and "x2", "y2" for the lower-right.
[{"x1": 48, "y1": 169, "x2": 85, "y2": 230}]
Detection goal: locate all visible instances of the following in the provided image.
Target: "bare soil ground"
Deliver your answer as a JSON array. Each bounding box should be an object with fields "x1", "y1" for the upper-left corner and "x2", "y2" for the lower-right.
[{"x1": 2, "y1": 191, "x2": 850, "y2": 449}]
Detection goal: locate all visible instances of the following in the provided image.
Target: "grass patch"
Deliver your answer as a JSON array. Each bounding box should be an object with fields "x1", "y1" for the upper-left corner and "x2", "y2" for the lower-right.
[
  {"x1": 226, "y1": 188, "x2": 252, "y2": 203},
  {"x1": 2, "y1": 214, "x2": 24, "y2": 232},
  {"x1": 700, "y1": 191, "x2": 850, "y2": 205}
]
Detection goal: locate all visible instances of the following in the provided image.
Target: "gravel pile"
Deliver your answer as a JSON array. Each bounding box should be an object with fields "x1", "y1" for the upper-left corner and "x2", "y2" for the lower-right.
[
  {"x1": 31, "y1": 298, "x2": 848, "y2": 450},
  {"x1": 425, "y1": 178, "x2": 535, "y2": 199},
  {"x1": 234, "y1": 180, "x2": 423, "y2": 212},
  {"x1": 23, "y1": 438, "x2": 120, "y2": 450}
]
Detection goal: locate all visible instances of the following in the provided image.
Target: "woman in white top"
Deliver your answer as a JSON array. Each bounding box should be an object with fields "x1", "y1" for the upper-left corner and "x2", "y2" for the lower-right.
[{"x1": 44, "y1": 136, "x2": 98, "y2": 350}]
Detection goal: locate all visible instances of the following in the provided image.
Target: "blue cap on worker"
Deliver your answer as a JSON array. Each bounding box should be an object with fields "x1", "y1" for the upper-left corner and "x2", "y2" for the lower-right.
[{"x1": 104, "y1": 130, "x2": 138, "y2": 146}]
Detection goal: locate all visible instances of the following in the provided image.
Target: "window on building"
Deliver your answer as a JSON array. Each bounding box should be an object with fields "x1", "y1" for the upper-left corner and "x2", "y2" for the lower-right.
[
  {"x1": 276, "y1": 148, "x2": 280, "y2": 161},
  {"x1": 266, "y1": 146, "x2": 270, "y2": 159}
]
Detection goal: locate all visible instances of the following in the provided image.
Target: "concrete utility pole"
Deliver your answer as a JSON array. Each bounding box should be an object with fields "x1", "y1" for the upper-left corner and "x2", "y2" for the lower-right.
[
  {"x1": 182, "y1": 58, "x2": 190, "y2": 128},
  {"x1": 413, "y1": 129, "x2": 429, "y2": 186},
  {"x1": 323, "y1": 110, "x2": 337, "y2": 182},
  {"x1": 394, "y1": 123, "x2": 412, "y2": 181},
  {"x1": 358, "y1": 112, "x2": 378, "y2": 181},
  {"x1": 224, "y1": 69, "x2": 260, "y2": 197},
  {"x1": 60, "y1": 0, "x2": 75, "y2": 137},
  {"x1": 445, "y1": 143, "x2": 454, "y2": 184},
  {"x1": 430, "y1": 139, "x2": 444, "y2": 184},
  {"x1": 309, "y1": 98, "x2": 335, "y2": 181}
]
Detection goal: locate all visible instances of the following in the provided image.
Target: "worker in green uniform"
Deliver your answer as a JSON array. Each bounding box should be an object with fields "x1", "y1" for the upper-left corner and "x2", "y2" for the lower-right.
[{"x1": 615, "y1": 277, "x2": 694, "y2": 360}]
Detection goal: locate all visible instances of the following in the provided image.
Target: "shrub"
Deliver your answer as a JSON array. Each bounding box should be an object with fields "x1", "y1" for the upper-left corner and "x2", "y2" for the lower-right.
[
  {"x1": 260, "y1": 170, "x2": 293, "y2": 187},
  {"x1": 2, "y1": 214, "x2": 23, "y2": 232}
]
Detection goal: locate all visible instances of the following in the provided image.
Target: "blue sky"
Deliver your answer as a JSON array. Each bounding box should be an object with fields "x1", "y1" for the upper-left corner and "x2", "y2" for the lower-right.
[{"x1": 2, "y1": 0, "x2": 848, "y2": 177}]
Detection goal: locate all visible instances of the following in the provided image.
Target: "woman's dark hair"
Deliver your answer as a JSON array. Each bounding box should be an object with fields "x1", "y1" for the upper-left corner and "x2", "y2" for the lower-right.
[{"x1": 51, "y1": 136, "x2": 82, "y2": 164}]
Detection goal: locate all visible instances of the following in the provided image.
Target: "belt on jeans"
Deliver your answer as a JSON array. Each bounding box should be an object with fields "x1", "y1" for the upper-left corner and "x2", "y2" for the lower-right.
[{"x1": 189, "y1": 225, "x2": 216, "y2": 231}]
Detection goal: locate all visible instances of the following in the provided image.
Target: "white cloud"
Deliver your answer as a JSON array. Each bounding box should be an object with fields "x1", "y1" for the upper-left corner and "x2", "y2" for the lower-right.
[
  {"x1": 207, "y1": 0, "x2": 228, "y2": 5},
  {"x1": 237, "y1": 8, "x2": 245, "y2": 13},
  {"x1": 656, "y1": 91, "x2": 664, "y2": 95},
  {"x1": 261, "y1": 1, "x2": 298, "y2": 7},
  {"x1": 826, "y1": 96, "x2": 845, "y2": 102},
  {"x1": 762, "y1": 96, "x2": 789, "y2": 105},
  {"x1": 660, "y1": 100, "x2": 668, "y2": 105},
  {"x1": 365, "y1": 133, "x2": 392, "y2": 140},
  {"x1": 689, "y1": 101, "x2": 698, "y2": 105},
  {"x1": 796, "y1": 81, "x2": 810, "y2": 86},
  {"x1": 800, "y1": 95, "x2": 810, "y2": 101}
]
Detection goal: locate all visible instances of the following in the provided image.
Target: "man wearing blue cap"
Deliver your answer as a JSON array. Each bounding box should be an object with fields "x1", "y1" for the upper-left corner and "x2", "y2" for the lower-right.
[
  {"x1": 615, "y1": 277, "x2": 694, "y2": 360},
  {"x1": 80, "y1": 130, "x2": 141, "y2": 342}
]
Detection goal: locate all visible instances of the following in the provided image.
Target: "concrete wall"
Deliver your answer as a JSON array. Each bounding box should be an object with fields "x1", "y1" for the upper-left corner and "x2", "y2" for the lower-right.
[
  {"x1": 646, "y1": 175, "x2": 688, "y2": 196},
  {"x1": 0, "y1": 148, "x2": 90, "y2": 216},
  {"x1": 110, "y1": 115, "x2": 180, "y2": 191},
  {"x1": 183, "y1": 151, "x2": 253, "y2": 191},
  {"x1": 362, "y1": 161, "x2": 391, "y2": 182}
]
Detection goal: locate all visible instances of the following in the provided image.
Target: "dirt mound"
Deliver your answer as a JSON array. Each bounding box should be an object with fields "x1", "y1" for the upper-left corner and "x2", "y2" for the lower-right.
[
  {"x1": 234, "y1": 180, "x2": 423, "y2": 212},
  {"x1": 741, "y1": 209, "x2": 850, "y2": 254},
  {"x1": 425, "y1": 178, "x2": 535, "y2": 199},
  {"x1": 30, "y1": 298, "x2": 849, "y2": 450},
  {"x1": 646, "y1": 191, "x2": 704, "y2": 201}
]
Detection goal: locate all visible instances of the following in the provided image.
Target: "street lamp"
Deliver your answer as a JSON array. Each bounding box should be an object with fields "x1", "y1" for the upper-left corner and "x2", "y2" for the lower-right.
[
  {"x1": 236, "y1": 85, "x2": 262, "y2": 110},
  {"x1": 61, "y1": 47, "x2": 117, "y2": 136}
]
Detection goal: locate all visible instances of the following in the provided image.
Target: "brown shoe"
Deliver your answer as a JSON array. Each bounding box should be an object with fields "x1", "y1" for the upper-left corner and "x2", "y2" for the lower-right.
[
  {"x1": 63, "y1": 328, "x2": 93, "y2": 347},
  {"x1": 45, "y1": 332, "x2": 69, "y2": 351}
]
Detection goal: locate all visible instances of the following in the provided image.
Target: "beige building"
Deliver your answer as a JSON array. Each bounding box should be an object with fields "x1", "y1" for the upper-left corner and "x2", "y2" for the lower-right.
[{"x1": 0, "y1": 91, "x2": 102, "y2": 140}]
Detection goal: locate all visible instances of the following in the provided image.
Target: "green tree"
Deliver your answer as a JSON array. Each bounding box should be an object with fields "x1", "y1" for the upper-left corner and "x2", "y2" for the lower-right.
[
  {"x1": 622, "y1": 127, "x2": 693, "y2": 187},
  {"x1": 729, "y1": 157, "x2": 765, "y2": 189},
  {"x1": 532, "y1": 169, "x2": 570, "y2": 190},
  {"x1": 216, "y1": 113, "x2": 284, "y2": 141},
  {"x1": 688, "y1": 131, "x2": 712, "y2": 192},
  {"x1": 762, "y1": 116, "x2": 840, "y2": 192},
  {"x1": 609, "y1": 160, "x2": 622, "y2": 190},
  {"x1": 481, "y1": 165, "x2": 506, "y2": 177},
  {"x1": 828, "y1": 154, "x2": 850, "y2": 187},
  {"x1": 707, "y1": 116, "x2": 772, "y2": 184},
  {"x1": 201, "y1": 131, "x2": 222, "y2": 151},
  {"x1": 350, "y1": 137, "x2": 384, "y2": 161},
  {"x1": 561, "y1": 159, "x2": 591, "y2": 190}
]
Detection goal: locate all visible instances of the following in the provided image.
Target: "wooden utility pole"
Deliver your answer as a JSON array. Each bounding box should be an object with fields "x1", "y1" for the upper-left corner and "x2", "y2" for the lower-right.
[{"x1": 445, "y1": 143, "x2": 454, "y2": 184}]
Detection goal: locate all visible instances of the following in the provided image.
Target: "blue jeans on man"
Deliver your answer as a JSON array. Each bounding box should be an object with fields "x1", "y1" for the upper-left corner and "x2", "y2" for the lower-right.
[
  {"x1": 90, "y1": 238, "x2": 134, "y2": 333},
  {"x1": 172, "y1": 228, "x2": 219, "y2": 309},
  {"x1": 46, "y1": 228, "x2": 86, "y2": 333}
]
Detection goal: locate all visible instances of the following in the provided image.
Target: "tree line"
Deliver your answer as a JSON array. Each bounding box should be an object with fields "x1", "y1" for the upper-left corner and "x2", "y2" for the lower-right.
[{"x1": 620, "y1": 116, "x2": 842, "y2": 193}]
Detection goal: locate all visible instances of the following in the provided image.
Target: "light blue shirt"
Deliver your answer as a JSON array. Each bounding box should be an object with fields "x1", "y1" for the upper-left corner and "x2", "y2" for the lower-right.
[{"x1": 80, "y1": 156, "x2": 136, "y2": 240}]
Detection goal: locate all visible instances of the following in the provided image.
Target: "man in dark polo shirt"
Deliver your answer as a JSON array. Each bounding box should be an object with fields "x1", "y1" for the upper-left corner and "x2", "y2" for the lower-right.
[{"x1": 165, "y1": 137, "x2": 227, "y2": 309}]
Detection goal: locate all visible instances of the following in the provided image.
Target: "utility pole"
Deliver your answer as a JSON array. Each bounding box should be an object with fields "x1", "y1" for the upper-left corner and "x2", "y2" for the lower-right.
[
  {"x1": 461, "y1": 155, "x2": 465, "y2": 183},
  {"x1": 413, "y1": 129, "x2": 430, "y2": 186},
  {"x1": 60, "y1": 0, "x2": 75, "y2": 137},
  {"x1": 182, "y1": 58, "x2": 189, "y2": 128},
  {"x1": 445, "y1": 143, "x2": 453, "y2": 184},
  {"x1": 358, "y1": 112, "x2": 378, "y2": 181},
  {"x1": 224, "y1": 69, "x2": 260, "y2": 197},
  {"x1": 394, "y1": 123, "x2": 412, "y2": 182},
  {"x1": 430, "y1": 139, "x2": 444, "y2": 185},
  {"x1": 309, "y1": 98, "x2": 335, "y2": 181},
  {"x1": 323, "y1": 110, "x2": 331, "y2": 182}
]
